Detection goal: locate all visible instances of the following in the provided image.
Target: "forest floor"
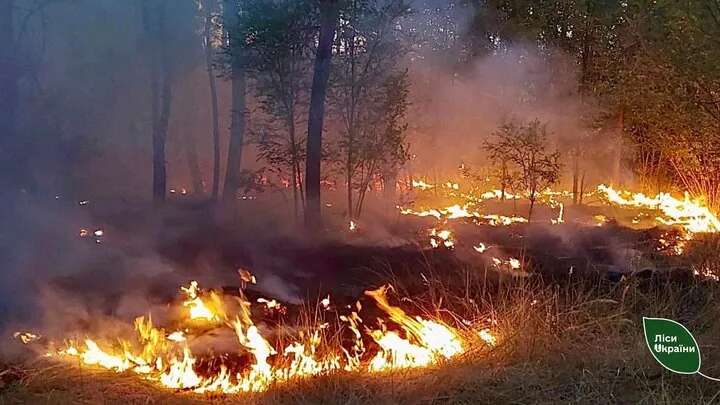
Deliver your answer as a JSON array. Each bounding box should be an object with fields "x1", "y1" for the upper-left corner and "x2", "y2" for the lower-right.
[
  {"x1": 3, "y1": 272, "x2": 720, "y2": 404},
  {"x1": 2, "y1": 202, "x2": 720, "y2": 404}
]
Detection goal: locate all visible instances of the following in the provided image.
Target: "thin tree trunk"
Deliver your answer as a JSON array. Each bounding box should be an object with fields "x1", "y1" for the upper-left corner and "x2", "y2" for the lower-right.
[
  {"x1": 579, "y1": 169, "x2": 586, "y2": 205},
  {"x1": 153, "y1": 60, "x2": 172, "y2": 203},
  {"x1": 528, "y1": 189, "x2": 536, "y2": 222},
  {"x1": 183, "y1": 129, "x2": 204, "y2": 194},
  {"x1": 222, "y1": 0, "x2": 246, "y2": 204},
  {"x1": 613, "y1": 108, "x2": 624, "y2": 185},
  {"x1": 305, "y1": 0, "x2": 339, "y2": 228},
  {"x1": 289, "y1": 116, "x2": 300, "y2": 220},
  {"x1": 204, "y1": 0, "x2": 221, "y2": 200},
  {"x1": 144, "y1": 0, "x2": 172, "y2": 204},
  {"x1": 500, "y1": 163, "x2": 507, "y2": 201},
  {"x1": 291, "y1": 161, "x2": 299, "y2": 220},
  {"x1": 347, "y1": 166, "x2": 353, "y2": 220},
  {"x1": 383, "y1": 170, "x2": 397, "y2": 202},
  {"x1": 572, "y1": 146, "x2": 579, "y2": 205}
]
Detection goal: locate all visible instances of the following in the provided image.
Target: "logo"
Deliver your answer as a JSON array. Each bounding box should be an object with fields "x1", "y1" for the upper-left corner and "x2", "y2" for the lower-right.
[{"x1": 643, "y1": 317, "x2": 719, "y2": 381}]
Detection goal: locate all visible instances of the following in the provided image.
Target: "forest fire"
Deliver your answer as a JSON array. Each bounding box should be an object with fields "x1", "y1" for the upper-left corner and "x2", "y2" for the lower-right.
[
  {"x1": 401, "y1": 178, "x2": 720, "y2": 251},
  {"x1": 5, "y1": 0, "x2": 720, "y2": 402},
  {"x1": 20, "y1": 280, "x2": 494, "y2": 395}
]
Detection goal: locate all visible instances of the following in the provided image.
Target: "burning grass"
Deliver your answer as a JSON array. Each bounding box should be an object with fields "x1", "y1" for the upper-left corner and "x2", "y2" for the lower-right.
[
  {"x1": 4, "y1": 272, "x2": 720, "y2": 404},
  {"x1": 5, "y1": 179, "x2": 720, "y2": 402}
]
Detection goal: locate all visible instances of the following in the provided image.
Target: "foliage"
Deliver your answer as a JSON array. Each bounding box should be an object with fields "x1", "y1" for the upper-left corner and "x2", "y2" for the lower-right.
[
  {"x1": 237, "y1": 0, "x2": 317, "y2": 217},
  {"x1": 330, "y1": 0, "x2": 412, "y2": 218},
  {"x1": 484, "y1": 119, "x2": 562, "y2": 219}
]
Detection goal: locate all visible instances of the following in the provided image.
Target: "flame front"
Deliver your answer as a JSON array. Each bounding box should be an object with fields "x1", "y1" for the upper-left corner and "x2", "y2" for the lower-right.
[{"x1": 42, "y1": 280, "x2": 488, "y2": 394}]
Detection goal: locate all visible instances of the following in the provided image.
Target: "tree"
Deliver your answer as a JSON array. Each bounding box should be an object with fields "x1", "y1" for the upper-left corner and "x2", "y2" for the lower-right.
[
  {"x1": 201, "y1": 0, "x2": 222, "y2": 200},
  {"x1": 339, "y1": 71, "x2": 411, "y2": 219},
  {"x1": 222, "y1": 0, "x2": 248, "y2": 204},
  {"x1": 475, "y1": 0, "x2": 625, "y2": 202},
  {"x1": 240, "y1": 0, "x2": 315, "y2": 220},
  {"x1": 485, "y1": 119, "x2": 562, "y2": 221},
  {"x1": 305, "y1": 0, "x2": 340, "y2": 228},
  {"x1": 142, "y1": 0, "x2": 174, "y2": 203},
  {"x1": 331, "y1": 0, "x2": 411, "y2": 220}
]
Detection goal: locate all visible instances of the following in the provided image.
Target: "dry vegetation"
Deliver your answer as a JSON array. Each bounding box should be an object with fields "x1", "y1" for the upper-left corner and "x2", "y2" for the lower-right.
[{"x1": 3, "y1": 260, "x2": 720, "y2": 404}]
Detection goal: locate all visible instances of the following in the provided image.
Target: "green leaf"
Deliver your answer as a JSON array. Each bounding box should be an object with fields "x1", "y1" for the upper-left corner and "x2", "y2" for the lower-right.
[{"x1": 643, "y1": 317, "x2": 701, "y2": 374}]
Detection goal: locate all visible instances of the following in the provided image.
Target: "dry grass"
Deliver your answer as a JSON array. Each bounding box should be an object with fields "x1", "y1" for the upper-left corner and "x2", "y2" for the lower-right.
[{"x1": 3, "y1": 266, "x2": 720, "y2": 404}]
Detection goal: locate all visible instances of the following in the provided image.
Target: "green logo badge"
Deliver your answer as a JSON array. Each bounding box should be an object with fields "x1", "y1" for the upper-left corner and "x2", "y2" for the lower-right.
[{"x1": 643, "y1": 317, "x2": 701, "y2": 374}]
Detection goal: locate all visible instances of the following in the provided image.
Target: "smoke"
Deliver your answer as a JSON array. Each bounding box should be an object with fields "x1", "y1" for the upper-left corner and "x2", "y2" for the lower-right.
[
  {"x1": 0, "y1": 1, "x2": 630, "y2": 360},
  {"x1": 405, "y1": 43, "x2": 616, "y2": 185}
]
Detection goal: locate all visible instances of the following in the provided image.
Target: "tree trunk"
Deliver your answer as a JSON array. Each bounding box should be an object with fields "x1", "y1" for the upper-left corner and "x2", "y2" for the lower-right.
[
  {"x1": 579, "y1": 169, "x2": 586, "y2": 205},
  {"x1": 222, "y1": 0, "x2": 246, "y2": 204},
  {"x1": 0, "y1": 0, "x2": 18, "y2": 190},
  {"x1": 183, "y1": 129, "x2": 204, "y2": 194},
  {"x1": 152, "y1": 61, "x2": 172, "y2": 203},
  {"x1": 347, "y1": 167, "x2": 353, "y2": 220},
  {"x1": 383, "y1": 170, "x2": 397, "y2": 202},
  {"x1": 528, "y1": 189, "x2": 536, "y2": 222},
  {"x1": 144, "y1": 0, "x2": 172, "y2": 204},
  {"x1": 289, "y1": 116, "x2": 300, "y2": 220},
  {"x1": 500, "y1": 162, "x2": 507, "y2": 201},
  {"x1": 612, "y1": 108, "x2": 624, "y2": 185},
  {"x1": 572, "y1": 145, "x2": 579, "y2": 205},
  {"x1": 204, "y1": 1, "x2": 221, "y2": 200},
  {"x1": 304, "y1": 0, "x2": 339, "y2": 229}
]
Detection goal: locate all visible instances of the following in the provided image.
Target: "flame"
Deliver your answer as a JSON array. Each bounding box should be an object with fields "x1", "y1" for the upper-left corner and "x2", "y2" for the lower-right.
[
  {"x1": 167, "y1": 331, "x2": 186, "y2": 342},
  {"x1": 551, "y1": 202, "x2": 564, "y2": 224},
  {"x1": 364, "y1": 286, "x2": 463, "y2": 371},
  {"x1": 320, "y1": 295, "x2": 331, "y2": 309},
  {"x1": 238, "y1": 269, "x2": 257, "y2": 285},
  {"x1": 13, "y1": 331, "x2": 40, "y2": 344},
  {"x1": 181, "y1": 281, "x2": 224, "y2": 321},
  {"x1": 257, "y1": 298, "x2": 281, "y2": 310},
  {"x1": 597, "y1": 184, "x2": 720, "y2": 234},
  {"x1": 492, "y1": 257, "x2": 522, "y2": 272},
  {"x1": 43, "y1": 281, "x2": 489, "y2": 394},
  {"x1": 473, "y1": 243, "x2": 489, "y2": 253},
  {"x1": 429, "y1": 228, "x2": 454, "y2": 248},
  {"x1": 411, "y1": 179, "x2": 435, "y2": 190},
  {"x1": 477, "y1": 328, "x2": 497, "y2": 346},
  {"x1": 349, "y1": 220, "x2": 357, "y2": 231}
]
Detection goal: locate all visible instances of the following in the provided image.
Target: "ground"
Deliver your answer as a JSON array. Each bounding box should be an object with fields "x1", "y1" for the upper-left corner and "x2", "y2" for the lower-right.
[
  {"x1": 3, "y1": 274, "x2": 720, "y2": 404},
  {"x1": 2, "y1": 201, "x2": 720, "y2": 404}
]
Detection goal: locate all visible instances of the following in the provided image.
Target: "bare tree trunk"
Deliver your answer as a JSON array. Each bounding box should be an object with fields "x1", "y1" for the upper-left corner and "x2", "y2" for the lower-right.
[
  {"x1": 572, "y1": 145, "x2": 579, "y2": 205},
  {"x1": 152, "y1": 63, "x2": 172, "y2": 203},
  {"x1": 288, "y1": 111, "x2": 303, "y2": 220},
  {"x1": 222, "y1": 0, "x2": 246, "y2": 204},
  {"x1": 383, "y1": 170, "x2": 397, "y2": 202},
  {"x1": 144, "y1": 0, "x2": 172, "y2": 204},
  {"x1": 0, "y1": 0, "x2": 19, "y2": 190},
  {"x1": 204, "y1": 0, "x2": 221, "y2": 200},
  {"x1": 346, "y1": 175, "x2": 353, "y2": 219},
  {"x1": 579, "y1": 169, "x2": 586, "y2": 205},
  {"x1": 346, "y1": 150, "x2": 353, "y2": 220},
  {"x1": 500, "y1": 162, "x2": 507, "y2": 201},
  {"x1": 612, "y1": 108, "x2": 624, "y2": 185},
  {"x1": 291, "y1": 161, "x2": 299, "y2": 220},
  {"x1": 183, "y1": 130, "x2": 204, "y2": 194},
  {"x1": 528, "y1": 188, "x2": 536, "y2": 222},
  {"x1": 305, "y1": 0, "x2": 339, "y2": 229}
]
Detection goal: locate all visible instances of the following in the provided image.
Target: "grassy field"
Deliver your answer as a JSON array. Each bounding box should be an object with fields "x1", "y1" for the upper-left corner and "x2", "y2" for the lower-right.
[{"x1": 3, "y1": 270, "x2": 720, "y2": 404}]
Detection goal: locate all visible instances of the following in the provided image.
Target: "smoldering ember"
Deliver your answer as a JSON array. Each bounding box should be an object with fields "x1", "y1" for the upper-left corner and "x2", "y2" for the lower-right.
[{"x1": 2, "y1": 1, "x2": 720, "y2": 404}]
